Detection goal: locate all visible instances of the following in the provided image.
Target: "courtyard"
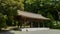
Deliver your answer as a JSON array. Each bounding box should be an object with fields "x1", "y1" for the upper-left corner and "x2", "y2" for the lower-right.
[{"x1": 0, "y1": 29, "x2": 60, "y2": 34}]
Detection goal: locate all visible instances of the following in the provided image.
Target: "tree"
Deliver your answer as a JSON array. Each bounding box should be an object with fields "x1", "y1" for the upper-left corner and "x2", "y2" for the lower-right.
[
  {"x1": 24, "y1": 0, "x2": 60, "y2": 28},
  {"x1": 0, "y1": 13, "x2": 7, "y2": 30},
  {"x1": 0, "y1": 0, "x2": 24, "y2": 26}
]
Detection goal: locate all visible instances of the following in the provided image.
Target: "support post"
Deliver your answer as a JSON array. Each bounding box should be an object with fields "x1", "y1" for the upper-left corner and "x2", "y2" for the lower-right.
[
  {"x1": 24, "y1": 22, "x2": 26, "y2": 28},
  {"x1": 30, "y1": 22, "x2": 33, "y2": 28},
  {"x1": 43, "y1": 22, "x2": 44, "y2": 28},
  {"x1": 24, "y1": 17, "x2": 26, "y2": 28},
  {"x1": 38, "y1": 22, "x2": 40, "y2": 28}
]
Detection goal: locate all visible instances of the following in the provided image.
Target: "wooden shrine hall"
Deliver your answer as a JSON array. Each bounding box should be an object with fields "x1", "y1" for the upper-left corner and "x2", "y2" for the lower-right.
[{"x1": 15, "y1": 10, "x2": 50, "y2": 28}]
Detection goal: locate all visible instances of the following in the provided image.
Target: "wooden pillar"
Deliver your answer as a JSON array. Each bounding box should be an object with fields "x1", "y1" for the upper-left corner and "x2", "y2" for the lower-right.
[
  {"x1": 24, "y1": 17, "x2": 26, "y2": 28},
  {"x1": 30, "y1": 22, "x2": 33, "y2": 28},
  {"x1": 38, "y1": 22, "x2": 40, "y2": 28},
  {"x1": 41, "y1": 20, "x2": 45, "y2": 28},
  {"x1": 43, "y1": 22, "x2": 44, "y2": 27},
  {"x1": 24, "y1": 22, "x2": 26, "y2": 28},
  {"x1": 42, "y1": 21, "x2": 44, "y2": 28}
]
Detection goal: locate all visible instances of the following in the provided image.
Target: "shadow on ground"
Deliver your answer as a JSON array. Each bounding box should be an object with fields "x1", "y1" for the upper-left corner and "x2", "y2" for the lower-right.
[
  {"x1": 10, "y1": 28, "x2": 22, "y2": 31},
  {"x1": 0, "y1": 30, "x2": 14, "y2": 34}
]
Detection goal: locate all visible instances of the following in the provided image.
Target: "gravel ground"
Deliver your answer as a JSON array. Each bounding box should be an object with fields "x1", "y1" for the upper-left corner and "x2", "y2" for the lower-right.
[{"x1": 0, "y1": 29, "x2": 60, "y2": 34}]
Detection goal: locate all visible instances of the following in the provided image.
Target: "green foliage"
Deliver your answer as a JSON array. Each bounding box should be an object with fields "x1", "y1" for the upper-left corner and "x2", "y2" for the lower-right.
[
  {"x1": 0, "y1": 0, "x2": 24, "y2": 26},
  {"x1": 0, "y1": 0, "x2": 60, "y2": 29},
  {"x1": 0, "y1": 13, "x2": 7, "y2": 30},
  {"x1": 47, "y1": 12, "x2": 54, "y2": 20},
  {"x1": 0, "y1": 0, "x2": 24, "y2": 16},
  {"x1": 50, "y1": 21, "x2": 60, "y2": 29},
  {"x1": 24, "y1": 0, "x2": 60, "y2": 29}
]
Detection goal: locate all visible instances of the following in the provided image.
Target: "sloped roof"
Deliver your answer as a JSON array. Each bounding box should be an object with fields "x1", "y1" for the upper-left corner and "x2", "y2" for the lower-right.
[{"x1": 17, "y1": 10, "x2": 49, "y2": 20}]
